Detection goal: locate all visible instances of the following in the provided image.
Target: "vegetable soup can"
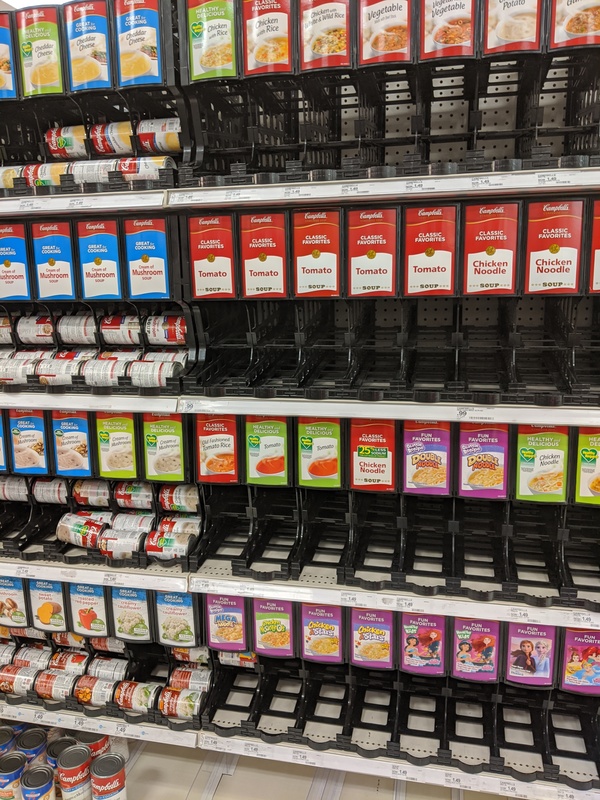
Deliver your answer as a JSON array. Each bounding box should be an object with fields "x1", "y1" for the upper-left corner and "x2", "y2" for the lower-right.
[
  {"x1": 57, "y1": 745, "x2": 92, "y2": 800},
  {"x1": 0, "y1": 751, "x2": 27, "y2": 800},
  {"x1": 21, "y1": 765, "x2": 55, "y2": 800},
  {"x1": 90, "y1": 754, "x2": 126, "y2": 800}
]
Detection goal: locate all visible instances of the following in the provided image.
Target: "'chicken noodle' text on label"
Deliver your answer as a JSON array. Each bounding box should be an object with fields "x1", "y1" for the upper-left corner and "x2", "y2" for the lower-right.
[
  {"x1": 404, "y1": 206, "x2": 456, "y2": 295},
  {"x1": 525, "y1": 200, "x2": 583, "y2": 294},
  {"x1": 463, "y1": 203, "x2": 518, "y2": 295},
  {"x1": 350, "y1": 418, "x2": 396, "y2": 491}
]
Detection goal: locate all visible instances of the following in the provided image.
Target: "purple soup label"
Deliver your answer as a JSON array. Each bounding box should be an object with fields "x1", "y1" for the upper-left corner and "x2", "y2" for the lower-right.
[
  {"x1": 561, "y1": 629, "x2": 600, "y2": 694},
  {"x1": 506, "y1": 623, "x2": 556, "y2": 687},
  {"x1": 452, "y1": 618, "x2": 500, "y2": 682},
  {"x1": 302, "y1": 604, "x2": 343, "y2": 663},
  {"x1": 351, "y1": 608, "x2": 394, "y2": 669},
  {"x1": 253, "y1": 598, "x2": 294, "y2": 658},
  {"x1": 403, "y1": 421, "x2": 451, "y2": 495},
  {"x1": 458, "y1": 424, "x2": 509, "y2": 499},
  {"x1": 206, "y1": 593, "x2": 246, "y2": 652},
  {"x1": 401, "y1": 613, "x2": 446, "y2": 676}
]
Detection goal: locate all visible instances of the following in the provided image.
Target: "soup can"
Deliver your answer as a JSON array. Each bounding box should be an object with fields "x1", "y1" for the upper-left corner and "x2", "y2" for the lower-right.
[
  {"x1": 107, "y1": 739, "x2": 128, "y2": 763},
  {"x1": 111, "y1": 513, "x2": 155, "y2": 532},
  {"x1": 137, "y1": 118, "x2": 181, "y2": 154},
  {"x1": 99, "y1": 317, "x2": 140, "y2": 347},
  {"x1": 97, "y1": 530, "x2": 146, "y2": 561},
  {"x1": 47, "y1": 737, "x2": 78, "y2": 771},
  {"x1": 144, "y1": 316, "x2": 186, "y2": 346},
  {"x1": 73, "y1": 735, "x2": 109, "y2": 762},
  {"x1": 33, "y1": 479, "x2": 68, "y2": 505},
  {"x1": 90, "y1": 753, "x2": 126, "y2": 800},
  {"x1": 56, "y1": 317, "x2": 97, "y2": 346},
  {"x1": 158, "y1": 687, "x2": 202, "y2": 719},
  {"x1": 16, "y1": 728, "x2": 47, "y2": 766},
  {"x1": 169, "y1": 667, "x2": 212, "y2": 692},
  {"x1": 73, "y1": 676, "x2": 117, "y2": 708},
  {"x1": 116, "y1": 157, "x2": 175, "y2": 182},
  {"x1": 89, "y1": 638, "x2": 125, "y2": 654},
  {"x1": 128, "y1": 362, "x2": 177, "y2": 388},
  {"x1": 34, "y1": 670, "x2": 77, "y2": 701},
  {"x1": 0, "y1": 751, "x2": 27, "y2": 799},
  {"x1": 13, "y1": 647, "x2": 52, "y2": 670},
  {"x1": 21, "y1": 764, "x2": 56, "y2": 800},
  {"x1": 171, "y1": 647, "x2": 209, "y2": 664},
  {"x1": 72, "y1": 481, "x2": 110, "y2": 508},
  {"x1": 69, "y1": 161, "x2": 118, "y2": 186},
  {"x1": 114, "y1": 681, "x2": 161, "y2": 713},
  {"x1": 0, "y1": 166, "x2": 23, "y2": 191},
  {"x1": 89, "y1": 123, "x2": 133, "y2": 156},
  {"x1": 51, "y1": 633, "x2": 84, "y2": 650},
  {"x1": 0, "y1": 643, "x2": 16, "y2": 663},
  {"x1": 159, "y1": 485, "x2": 198, "y2": 513},
  {"x1": 157, "y1": 516, "x2": 201, "y2": 535},
  {"x1": 48, "y1": 652, "x2": 89, "y2": 675},
  {"x1": 142, "y1": 350, "x2": 188, "y2": 365},
  {"x1": 21, "y1": 164, "x2": 69, "y2": 188},
  {"x1": 0, "y1": 478, "x2": 28, "y2": 503},
  {"x1": 45, "y1": 127, "x2": 88, "y2": 160},
  {"x1": 0, "y1": 728, "x2": 15, "y2": 757},
  {"x1": 80, "y1": 360, "x2": 129, "y2": 388},
  {"x1": 17, "y1": 316, "x2": 54, "y2": 345},
  {"x1": 114, "y1": 483, "x2": 152, "y2": 510},
  {"x1": 56, "y1": 514, "x2": 106, "y2": 549},
  {"x1": 144, "y1": 529, "x2": 195, "y2": 560},
  {"x1": 0, "y1": 318, "x2": 12, "y2": 346},
  {"x1": 57, "y1": 745, "x2": 92, "y2": 800},
  {"x1": 3, "y1": 722, "x2": 29, "y2": 735},
  {"x1": 87, "y1": 658, "x2": 128, "y2": 682}
]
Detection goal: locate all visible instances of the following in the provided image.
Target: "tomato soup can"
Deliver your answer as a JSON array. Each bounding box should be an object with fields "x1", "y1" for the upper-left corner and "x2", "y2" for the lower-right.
[
  {"x1": 34, "y1": 670, "x2": 77, "y2": 701},
  {"x1": 137, "y1": 119, "x2": 181, "y2": 154},
  {"x1": 72, "y1": 481, "x2": 110, "y2": 508},
  {"x1": 73, "y1": 736, "x2": 109, "y2": 761},
  {"x1": 57, "y1": 745, "x2": 91, "y2": 800},
  {"x1": 16, "y1": 729, "x2": 47, "y2": 766},
  {"x1": 90, "y1": 754, "x2": 126, "y2": 800},
  {"x1": 89, "y1": 123, "x2": 133, "y2": 156},
  {"x1": 0, "y1": 729, "x2": 14, "y2": 757},
  {"x1": 0, "y1": 751, "x2": 27, "y2": 800},
  {"x1": 73, "y1": 676, "x2": 117, "y2": 708},
  {"x1": 21, "y1": 765, "x2": 55, "y2": 800},
  {"x1": 144, "y1": 316, "x2": 186, "y2": 345},
  {"x1": 45, "y1": 127, "x2": 87, "y2": 160}
]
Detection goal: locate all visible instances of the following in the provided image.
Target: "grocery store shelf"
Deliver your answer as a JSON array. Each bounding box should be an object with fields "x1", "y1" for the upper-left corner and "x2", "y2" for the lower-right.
[
  {"x1": 167, "y1": 168, "x2": 600, "y2": 210},
  {"x1": 0, "y1": 191, "x2": 166, "y2": 216},
  {"x1": 0, "y1": 557, "x2": 188, "y2": 592},
  {"x1": 0, "y1": 393, "x2": 178, "y2": 414},
  {"x1": 0, "y1": 700, "x2": 197, "y2": 747}
]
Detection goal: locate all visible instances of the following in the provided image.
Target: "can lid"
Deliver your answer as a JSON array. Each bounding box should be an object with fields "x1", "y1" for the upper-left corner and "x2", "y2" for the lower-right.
[
  {"x1": 57, "y1": 744, "x2": 91, "y2": 770},
  {"x1": 16, "y1": 728, "x2": 47, "y2": 749},
  {"x1": 0, "y1": 751, "x2": 27, "y2": 773},
  {"x1": 21, "y1": 765, "x2": 54, "y2": 789},
  {"x1": 47, "y1": 736, "x2": 78, "y2": 760},
  {"x1": 91, "y1": 753, "x2": 125, "y2": 779},
  {"x1": 0, "y1": 727, "x2": 14, "y2": 746},
  {"x1": 76, "y1": 731, "x2": 107, "y2": 745}
]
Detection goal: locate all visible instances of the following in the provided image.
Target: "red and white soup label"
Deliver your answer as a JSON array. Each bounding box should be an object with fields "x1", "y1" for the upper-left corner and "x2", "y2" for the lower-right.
[
  {"x1": 590, "y1": 201, "x2": 600, "y2": 293},
  {"x1": 293, "y1": 210, "x2": 341, "y2": 297},
  {"x1": 347, "y1": 208, "x2": 397, "y2": 296},
  {"x1": 420, "y1": 0, "x2": 475, "y2": 60},
  {"x1": 550, "y1": 0, "x2": 600, "y2": 49},
  {"x1": 240, "y1": 212, "x2": 288, "y2": 297},
  {"x1": 525, "y1": 200, "x2": 583, "y2": 294},
  {"x1": 463, "y1": 203, "x2": 518, "y2": 295},
  {"x1": 484, "y1": 0, "x2": 542, "y2": 55},
  {"x1": 403, "y1": 205, "x2": 456, "y2": 296},
  {"x1": 358, "y1": 0, "x2": 412, "y2": 65},
  {"x1": 189, "y1": 215, "x2": 235, "y2": 299}
]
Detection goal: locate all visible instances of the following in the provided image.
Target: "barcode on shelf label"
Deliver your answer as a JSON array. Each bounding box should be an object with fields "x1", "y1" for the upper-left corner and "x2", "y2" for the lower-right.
[
  {"x1": 291, "y1": 749, "x2": 316, "y2": 766},
  {"x1": 456, "y1": 406, "x2": 496, "y2": 422}
]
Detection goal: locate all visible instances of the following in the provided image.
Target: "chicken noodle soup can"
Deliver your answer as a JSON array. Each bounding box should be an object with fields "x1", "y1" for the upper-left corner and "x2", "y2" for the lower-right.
[
  {"x1": 458, "y1": 423, "x2": 509, "y2": 499},
  {"x1": 561, "y1": 629, "x2": 600, "y2": 694},
  {"x1": 347, "y1": 208, "x2": 397, "y2": 296},
  {"x1": 57, "y1": 745, "x2": 92, "y2": 800},
  {"x1": 403, "y1": 206, "x2": 457, "y2": 296},
  {"x1": 299, "y1": 0, "x2": 351, "y2": 71},
  {"x1": 242, "y1": 0, "x2": 292, "y2": 76},
  {"x1": 463, "y1": 203, "x2": 519, "y2": 294},
  {"x1": 401, "y1": 613, "x2": 446, "y2": 676},
  {"x1": 516, "y1": 425, "x2": 568, "y2": 503},
  {"x1": 525, "y1": 200, "x2": 583, "y2": 294},
  {"x1": 452, "y1": 618, "x2": 500, "y2": 682},
  {"x1": 197, "y1": 415, "x2": 238, "y2": 484},
  {"x1": 16, "y1": 729, "x2": 47, "y2": 766},
  {"x1": 253, "y1": 599, "x2": 294, "y2": 658},
  {"x1": 301, "y1": 604, "x2": 343, "y2": 663},
  {"x1": 64, "y1": 0, "x2": 111, "y2": 91},
  {"x1": 114, "y1": 681, "x2": 161, "y2": 713},
  {"x1": 137, "y1": 118, "x2": 181, "y2": 153},
  {"x1": 206, "y1": 594, "x2": 247, "y2": 652},
  {"x1": 298, "y1": 418, "x2": 341, "y2": 488},
  {"x1": 246, "y1": 416, "x2": 289, "y2": 486},
  {"x1": 124, "y1": 219, "x2": 170, "y2": 300},
  {"x1": 78, "y1": 222, "x2": 122, "y2": 302},
  {"x1": 358, "y1": 0, "x2": 411, "y2": 65},
  {"x1": 505, "y1": 623, "x2": 556, "y2": 687},
  {"x1": 0, "y1": 224, "x2": 31, "y2": 302},
  {"x1": 73, "y1": 676, "x2": 116, "y2": 708},
  {"x1": 350, "y1": 419, "x2": 396, "y2": 491},
  {"x1": 575, "y1": 428, "x2": 600, "y2": 505},
  {"x1": 0, "y1": 14, "x2": 17, "y2": 100},
  {"x1": 16, "y1": 7, "x2": 64, "y2": 97},
  {"x1": 159, "y1": 484, "x2": 199, "y2": 511},
  {"x1": 34, "y1": 670, "x2": 77, "y2": 701},
  {"x1": 0, "y1": 752, "x2": 27, "y2": 800},
  {"x1": 404, "y1": 421, "x2": 451, "y2": 495},
  {"x1": 484, "y1": 0, "x2": 542, "y2": 54},
  {"x1": 240, "y1": 213, "x2": 288, "y2": 298},
  {"x1": 115, "y1": 0, "x2": 162, "y2": 87},
  {"x1": 189, "y1": 216, "x2": 236, "y2": 299},
  {"x1": 0, "y1": 666, "x2": 39, "y2": 696},
  {"x1": 351, "y1": 608, "x2": 394, "y2": 669},
  {"x1": 90, "y1": 754, "x2": 126, "y2": 800},
  {"x1": 293, "y1": 210, "x2": 341, "y2": 297}
]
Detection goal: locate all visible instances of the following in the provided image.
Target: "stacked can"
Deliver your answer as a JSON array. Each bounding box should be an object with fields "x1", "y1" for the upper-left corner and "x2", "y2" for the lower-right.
[
  {"x1": 57, "y1": 745, "x2": 92, "y2": 800},
  {"x1": 47, "y1": 737, "x2": 77, "y2": 799},
  {"x1": 16, "y1": 728, "x2": 47, "y2": 766},
  {"x1": 21, "y1": 765, "x2": 56, "y2": 800},
  {"x1": 0, "y1": 751, "x2": 27, "y2": 800},
  {"x1": 90, "y1": 754, "x2": 126, "y2": 800}
]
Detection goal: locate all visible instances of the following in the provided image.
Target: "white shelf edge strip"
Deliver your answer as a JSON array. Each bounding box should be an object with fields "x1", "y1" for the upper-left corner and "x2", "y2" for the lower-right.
[
  {"x1": 0, "y1": 191, "x2": 166, "y2": 216},
  {"x1": 197, "y1": 733, "x2": 593, "y2": 800},
  {"x1": 0, "y1": 394, "x2": 178, "y2": 413},
  {"x1": 0, "y1": 700, "x2": 198, "y2": 747}
]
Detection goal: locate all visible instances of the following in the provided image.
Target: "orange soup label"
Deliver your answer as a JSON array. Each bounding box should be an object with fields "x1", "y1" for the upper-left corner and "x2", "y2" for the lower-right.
[
  {"x1": 197, "y1": 414, "x2": 239, "y2": 484},
  {"x1": 298, "y1": 417, "x2": 341, "y2": 488}
]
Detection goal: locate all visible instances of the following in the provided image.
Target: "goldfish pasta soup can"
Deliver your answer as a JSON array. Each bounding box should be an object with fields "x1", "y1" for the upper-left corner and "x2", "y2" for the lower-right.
[
  {"x1": 0, "y1": 751, "x2": 27, "y2": 800},
  {"x1": 21, "y1": 765, "x2": 55, "y2": 800},
  {"x1": 16, "y1": 729, "x2": 47, "y2": 766},
  {"x1": 90, "y1": 754, "x2": 125, "y2": 800},
  {"x1": 57, "y1": 745, "x2": 92, "y2": 800},
  {"x1": 73, "y1": 735, "x2": 109, "y2": 762},
  {"x1": 137, "y1": 118, "x2": 181, "y2": 154},
  {"x1": 0, "y1": 729, "x2": 14, "y2": 757}
]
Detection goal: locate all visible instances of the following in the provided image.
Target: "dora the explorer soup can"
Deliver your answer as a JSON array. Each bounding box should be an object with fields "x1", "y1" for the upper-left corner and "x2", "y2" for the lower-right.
[
  {"x1": 17, "y1": 6, "x2": 65, "y2": 97},
  {"x1": 114, "y1": 0, "x2": 163, "y2": 87}
]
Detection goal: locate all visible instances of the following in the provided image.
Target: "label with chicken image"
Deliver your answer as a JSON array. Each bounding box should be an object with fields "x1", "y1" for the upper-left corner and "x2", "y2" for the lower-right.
[
  {"x1": 404, "y1": 206, "x2": 456, "y2": 295},
  {"x1": 125, "y1": 218, "x2": 170, "y2": 299},
  {"x1": 463, "y1": 203, "x2": 519, "y2": 294},
  {"x1": 69, "y1": 583, "x2": 108, "y2": 636},
  {"x1": 9, "y1": 409, "x2": 48, "y2": 476},
  {"x1": 516, "y1": 424, "x2": 568, "y2": 503},
  {"x1": 0, "y1": 224, "x2": 31, "y2": 301},
  {"x1": 525, "y1": 200, "x2": 583, "y2": 294},
  {"x1": 52, "y1": 411, "x2": 92, "y2": 478},
  {"x1": 302, "y1": 604, "x2": 343, "y2": 663},
  {"x1": 347, "y1": 208, "x2": 397, "y2": 296},
  {"x1": 64, "y1": 0, "x2": 112, "y2": 91},
  {"x1": 300, "y1": 0, "x2": 351, "y2": 71},
  {"x1": 359, "y1": 0, "x2": 412, "y2": 65},
  {"x1": 242, "y1": 0, "x2": 292, "y2": 76},
  {"x1": 0, "y1": 577, "x2": 27, "y2": 627},
  {"x1": 293, "y1": 210, "x2": 341, "y2": 297},
  {"x1": 115, "y1": 0, "x2": 162, "y2": 87},
  {"x1": 78, "y1": 220, "x2": 122, "y2": 300},
  {"x1": 0, "y1": 13, "x2": 17, "y2": 100},
  {"x1": 30, "y1": 580, "x2": 66, "y2": 631},
  {"x1": 240, "y1": 212, "x2": 287, "y2": 297},
  {"x1": 190, "y1": 215, "x2": 236, "y2": 298},
  {"x1": 32, "y1": 221, "x2": 76, "y2": 301},
  {"x1": 206, "y1": 594, "x2": 247, "y2": 651},
  {"x1": 420, "y1": 0, "x2": 475, "y2": 59}
]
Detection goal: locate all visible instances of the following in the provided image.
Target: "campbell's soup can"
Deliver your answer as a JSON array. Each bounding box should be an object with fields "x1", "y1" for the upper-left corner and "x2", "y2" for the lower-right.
[
  {"x1": 158, "y1": 686, "x2": 202, "y2": 719},
  {"x1": 57, "y1": 745, "x2": 91, "y2": 800},
  {"x1": 73, "y1": 735, "x2": 109, "y2": 762},
  {"x1": 89, "y1": 638, "x2": 125, "y2": 654},
  {"x1": 144, "y1": 316, "x2": 186, "y2": 345},
  {"x1": 114, "y1": 681, "x2": 161, "y2": 713},
  {"x1": 0, "y1": 666, "x2": 41, "y2": 697},
  {"x1": 21, "y1": 764, "x2": 55, "y2": 800},
  {"x1": 171, "y1": 647, "x2": 209, "y2": 664},
  {"x1": 89, "y1": 123, "x2": 133, "y2": 156},
  {"x1": 114, "y1": 483, "x2": 152, "y2": 510},
  {"x1": 52, "y1": 633, "x2": 84, "y2": 649},
  {"x1": 34, "y1": 670, "x2": 77, "y2": 701},
  {"x1": 116, "y1": 157, "x2": 175, "y2": 182},
  {"x1": 73, "y1": 676, "x2": 117, "y2": 708},
  {"x1": 56, "y1": 316, "x2": 97, "y2": 346},
  {"x1": 159, "y1": 485, "x2": 198, "y2": 512},
  {"x1": 0, "y1": 167, "x2": 23, "y2": 191},
  {"x1": 0, "y1": 729, "x2": 15, "y2": 757},
  {"x1": 48, "y1": 652, "x2": 89, "y2": 676},
  {"x1": 16, "y1": 729, "x2": 47, "y2": 766},
  {"x1": 87, "y1": 658, "x2": 128, "y2": 682},
  {"x1": 72, "y1": 481, "x2": 110, "y2": 508},
  {"x1": 0, "y1": 642, "x2": 16, "y2": 663},
  {"x1": 45, "y1": 127, "x2": 87, "y2": 160},
  {"x1": 68, "y1": 161, "x2": 118, "y2": 186},
  {"x1": 33, "y1": 479, "x2": 69, "y2": 505},
  {"x1": 21, "y1": 164, "x2": 69, "y2": 188},
  {"x1": 0, "y1": 751, "x2": 27, "y2": 800},
  {"x1": 17, "y1": 316, "x2": 54, "y2": 345},
  {"x1": 107, "y1": 740, "x2": 128, "y2": 763},
  {"x1": 137, "y1": 119, "x2": 181, "y2": 154},
  {"x1": 99, "y1": 317, "x2": 141, "y2": 346},
  {"x1": 47, "y1": 737, "x2": 78, "y2": 770},
  {"x1": 13, "y1": 647, "x2": 52, "y2": 670},
  {"x1": 169, "y1": 666, "x2": 212, "y2": 692},
  {"x1": 90, "y1": 754, "x2": 126, "y2": 800}
]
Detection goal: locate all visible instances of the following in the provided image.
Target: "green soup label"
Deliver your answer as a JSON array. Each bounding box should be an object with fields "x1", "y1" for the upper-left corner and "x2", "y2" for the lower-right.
[
  {"x1": 143, "y1": 413, "x2": 185, "y2": 482},
  {"x1": 188, "y1": 0, "x2": 236, "y2": 81},
  {"x1": 516, "y1": 425, "x2": 568, "y2": 503},
  {"x1": 246, "y1": 416, "x2": 288, "y2": 486},
  {"x1": 298, "y1": 418, "x2": 341, "y2": 488},
  {"x1": 17, "y1": 7, "x2": 64, "y2": 97},
  {"x1": 96, "y1": 411, "x2": 137, "y2": 480},
  {"x1": 575, "y1": 428, "x2": 600, "y2": 504}
]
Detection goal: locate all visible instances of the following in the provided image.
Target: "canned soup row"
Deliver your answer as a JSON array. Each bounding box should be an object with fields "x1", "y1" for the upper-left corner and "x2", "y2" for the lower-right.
[
  {"x1": 190, "y1": 200, "x2": 600, "y2": 300},
  {"x1": 0, "y1": 217, "x2": 179, "y2": 304}
]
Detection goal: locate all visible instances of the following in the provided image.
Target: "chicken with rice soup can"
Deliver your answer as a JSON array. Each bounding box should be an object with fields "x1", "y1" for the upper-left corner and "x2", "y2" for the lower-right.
[
  {"x1": 90, "y1": 753, "x2": 126, "y2": 800},
  {"x1": 21, "y1": 764, "x2": 55, "y2": 800},
  {"x1": 57, "y1": 745, "x2": 91, "y2": 800},
  {"x1": 0, "y1": 751, "x2": 27, "y2": 800},
  {"x1": 16, "y1": 729, "x2": 47, "y2": 766}
]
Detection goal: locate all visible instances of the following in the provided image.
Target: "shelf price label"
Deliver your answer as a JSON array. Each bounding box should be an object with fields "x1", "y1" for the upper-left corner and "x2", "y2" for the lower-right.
[
  {"x1": 572, "y1": 611, "x2": 595, "y2": 628},
  {"x1": 18, "y1": 199, "x2": 43, "y2": 212},
  {"x1": 391, "y1": 765, "x2": 409, "y2": 780},
  {"x1": 443, "y1": 772, "x2": 463, "y2": 788},
  {"x1": 500, "y1": 780, "x2": 517, "y2": 794},
  {"x1": 291, "y1": 749, "x2": 317, "y2": 766},
  {"x1": 340, "y1": 591, "x2": 369, "y2": 608}
]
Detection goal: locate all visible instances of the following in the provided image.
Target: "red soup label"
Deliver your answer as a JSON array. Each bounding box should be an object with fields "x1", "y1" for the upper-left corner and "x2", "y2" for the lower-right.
[
  {"x1": 300, "y1": 0, "x2": 350, "y2": 71},
  {"x1": 404, "y1": 206, "x2": 456, "y2": 296},
  {"x1": 359, "y1": 0, "x2": 411, "y2": 65},
  {"x1": 484, "y1": 0, "x2": 542, "y2": 54},
  {"x1": 550, "y1": 0, "x2": 600, "y2": 49},
  {"x1": 240, "y1": 212, "x2": 287, "y2": 298},
  {"x1": 242, "y1": 0, "x2": 292, "y2": 76},
  {"x1": 525, "y1": 200, "x2": 583, "y2": 294},
  {"x1": 463, "y1": 203, "x2": 518, "y2": 295},
  {"x1": 347, "y1": 208, "x2": 397, "y2": 297},
  {"x1": 420, "y1": 0, "x2": 475, "y2": 60},
  {"x1": 196, "y1": 414, "x2": 239, "y2": 483},
  {"x1": 350, "y1": 419, "x2": 396, "y2": 491},
  {"x1": 589, "y1": 201, "x2": 600, "y2": 293},
  {"x1": 189, "y1": 216, "x2": 235, "y2": 299},
  {"x1": 293, "y1": 210, "x2": 341, "y2": 297}
]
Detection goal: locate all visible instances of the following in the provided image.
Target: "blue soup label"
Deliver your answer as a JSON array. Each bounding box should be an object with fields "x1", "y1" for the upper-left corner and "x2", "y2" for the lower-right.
[
  {"x1": 78, "y1": 219, "x2": 122, "y2": 300},
  {"x1": 156, "y1": 591, "x2": 197, "y2": 646},
  {"x1": 0, "y1": 417, "x2": 6, "y2": 473},
  {"x1": 52, "y1": 410, "x2": 92, "y2": 477},
  {"x1": 64, "y1": 0, "x2": 112, "y2": 91},
  {"x1": 9, "y1": 409, "x2": 48, "y2": 475},
  {"x1": 0, "y1": 14, "x2": 17, "y2": 99},
  {"x1": 125, "y1": 218, "x2": 169, "y2": 299},
  {"x1": 70, "y1": 583, "x2": 109, "y2": 636},
  {"x1": 32, "y1": 221, "x2": 76, "y2": 301},
  {"x1": 0, "y1": 224, "x2": 31, "y2": 301},
  {"x1": 115, "y1": 0, "x2": 162, "y2": 87}
]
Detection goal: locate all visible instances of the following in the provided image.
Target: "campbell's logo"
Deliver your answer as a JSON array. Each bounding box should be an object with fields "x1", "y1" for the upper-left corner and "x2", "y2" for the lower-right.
[
  {"x1": 60, "y1": 767, "x2": 90, "y2": 785},
  {"x1": 23, "y1": 8, "x2": 48, "y2": 22},
  {"x1": 418, "y1": 208, "x2": 442, "y2": 217},
  {"x1": 359, "y1": 211, "x2": 383, "y2": 220},
  {"x1": 85, "y1": 222, "x2": 107, "y2": 232},
  {"x1": 123, "y1": 0, "x2": 146, "y2": 6},
  {"x1": 479, "y1": 206, "x2": 504, "y2": 215},
  {"x1": 38, "y1": 225, "x2": 59, "y2": 233},
  {"x1": 543, "y1": 203, "x2": 569, "y2": 212},
  {"x1": 0, "y1": 226, "x2": 16, "y2": 235},
  {"x1": 199, "y1": 217, "x2": 220, "y2": 226},
  {"x1": 73, "y1": 2, "x2": 96, "y2": 11},
  {"x1": 250, "y1": 215, "x2": 272, "y2": 224},
  {"x1": 92, "y1": 777, "x2": 124, "y2": 792},
  {"x1": 304, "y1": 212, "x2": 326, "y2": 220},
  {"x1": 132, "y1": 220, "x2": 154, "y2": 228}
]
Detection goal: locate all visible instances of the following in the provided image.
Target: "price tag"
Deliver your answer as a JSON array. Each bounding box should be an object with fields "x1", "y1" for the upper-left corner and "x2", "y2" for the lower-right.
[
  {"x1": 103, "y1": 574, "x2": 117, "y2": 585},
  {"x1": 72, "y1": 716, "x2": 85, "y2": 728},
  {"x1": 395, "y1": 597, "x2": 414, "y2": 611},
  {"x1": 60, "y1": 569, "x2": 78, "y2": 580},
  {"x1": 341, "y1": 184, "x2": 361, "y2": 196},
  {"x1": 283, "y1": 187, "x2": 302, "y2": 199},
  {"x1": 391, "y1": 765, "x2": 409, "y2": 780},
  {"x1": 114, "y1": 724, "x2": 127, "y2": 735},
  {"x1": 243, "y1": 742, "x2": 259, "y2": 757},
  {"x1": 15, "y1": 566, "x2": 30, "y2": 578},
  {"x1": 191, "y1": 579, "x2": 211, "y2": 593},
  {"x1": 238, "y1": 584, "x2": 256, "y2": 597},
  {"x1": 443, "y1": 772, "x2": 463, "y2": 788},
  {"x1": 33, "y1": 710, "x2": 44, "y2": 723},
  {"x1": 500, "y1": 780, "x2": 517, "y2": 794},
  {"x1": 508, "y1": 607, "x2": 531, "y2": 622},
  {"x1": 291, "y1": 749, "x2": 317, "y2": 766},
  {"x1": 19, "y1": 199, "x2": 43, "y2": 212},
  {"x1": 573, "y1": 611, "x2": 594, "y2": 627},
  {"x1": 340, "y1": 592, "x2": 369, "y2": 608},
  {"x1": 456, "y1": 406, "x2": 496, "y2": 423},
  {"x1": 557, "y1": 789, "x2": 577, "y2": 800},
  {"x1": 406, "y1": 180, "x2": 425, "y2": 193}
]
